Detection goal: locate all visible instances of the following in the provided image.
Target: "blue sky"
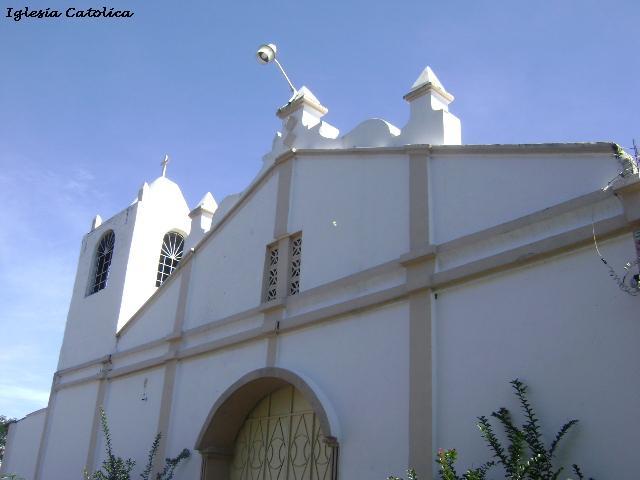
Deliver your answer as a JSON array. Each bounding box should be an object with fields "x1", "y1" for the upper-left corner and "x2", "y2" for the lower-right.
[{"x1": 1, "y1": 0, "x2": 639, "y2": 419}]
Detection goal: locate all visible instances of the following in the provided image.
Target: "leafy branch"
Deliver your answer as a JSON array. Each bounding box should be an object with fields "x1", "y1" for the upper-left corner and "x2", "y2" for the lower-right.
[
  {"x1": 388, "y1": 379, "x2": 594, "y2": 480},
  {"x1": 83, "y1": 407, "x2": 190, "y2": 480}
]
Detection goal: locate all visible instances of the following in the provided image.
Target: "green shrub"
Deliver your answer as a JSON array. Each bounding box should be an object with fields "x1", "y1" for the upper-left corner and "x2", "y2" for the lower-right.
[
  {"x1": 388, "y1": 379, "x2": 593, "y2": 480},
  {"x1": 83, "y1": 407, "x2": 190, "y2": 480},
  {"x1": 0, "y1": 415, "x2": 17, "y2": 466}
]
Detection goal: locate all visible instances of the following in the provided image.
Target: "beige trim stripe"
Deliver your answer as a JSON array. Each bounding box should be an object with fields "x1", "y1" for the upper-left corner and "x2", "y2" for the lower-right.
[
  {"x1": 266, "y1": 336, "x2": 278, "y2": 367},
  {"x1": 85, "y1": 377, "x2": 107, "y2": 473},
  {"x1": 155, "y1": 232, "x2": 193, "y2": 473},
  {"x1": 409, "y1": 153, "x2": 429, "y2": 249},
  {"x1": 432, "y1": 214, "x2": 630, "y2": 289},
  {"x1": 116, "y1": 253, "x2": 188, "y2": 338},
  {"x1": 437, "y1": 189, "x2": 611, "y2": 253},
  {"x1": 274, "y1": 160, "x2": 293, "y2": 239},
  {"x1": 115, "y1": 143, "x2": 622, "y2": 338},
  {"x1": 51, "y1": 173, "x2": 640, "y2": 391},
  {"x1": 173, "y1": 260, "x2": 193, "y2": 337},
  {"x1": 112, "y1": 147, "x2": 632, "y2": 342},
  {"x1": 32, "y1": 142, "x2": 632, "y2": 480},
  {"x1": 57, "y1": 354, "x2": 111, "y2": 377},
  {"x1": 52, "y1": 214, "x2": 637, "y2": 392},
  {"x1": 275, "y1": 237, "x2": 291, "y2": 300},
  {"x1": 266, "y1": 154, "x2": 294, "y2": 367},
  {"x1": 264, "y1": 308, "x2": 283, "y2": 367},
  {"x1": 407, "y1": 150, "x2": 434, "y2": 477},
  {"x1": 408, "y1": 291, "x2": 432, "y2": 476},
  {"x1": 153, "y1": 359, "x2": 178, "y2": 476},
  {"x1": 116, "y1": 149, "x2": 296, "y2": 339},
  {"x1": 33, "y1": 376, "x2": 58, "y2": 480}
]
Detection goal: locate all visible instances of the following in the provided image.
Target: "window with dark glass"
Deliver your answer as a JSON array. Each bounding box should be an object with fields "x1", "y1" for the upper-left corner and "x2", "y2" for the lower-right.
[
  {"x1": 89, "y1": 230, "x2": 115, "y2": 294},
  {"x1": 156, "y1": 232, "x2": 185, "y2": 287}
]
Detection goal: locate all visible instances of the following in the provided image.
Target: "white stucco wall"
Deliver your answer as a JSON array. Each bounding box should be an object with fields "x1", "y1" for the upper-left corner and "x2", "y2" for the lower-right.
[
  {"x1": 118, "y1": 178, "x2": 191, "y2": 331},
  {"x1": 289, "y1": 154, "x2": 410, "y2": 290},
  {"x1": 59, "y1": 176, "x2": 191, "y2": 369},
  {"x1": 116, "y1": 270, "x2": 182, "y2": 351},
  {"x1": 1, "y1": 409, "x2": 46, "y2": 479},
  {"x1": 429, "y1": 152, "x2": 619, "y2": 243},
  {"x1": 36, "y1": 137, "x2": 639, "y2": 480},
  {"x1": 436, "y1": 195, "x2": 624, "y2": 272},
  {"x1": 277, "y1": 301, "x2": 411, "y2": 479},
  {"x1": 96, "y1": 368, "x2": 166, "y2": 478},
  {"x1": 39, "y1": 382, "x2": 100, "y2": 480},
  {"x1": 433, "y1": 234, "x2": 640, "y2": 479},
  {"x1": 184, "y1": 174, "x2": 278, "y2": 330},
  {"x1": 58, "y1": 206, "x2": 136, "y2": 370},
  {"x1": 166, "y1": 342, "x2": 269, "y2": 479}
]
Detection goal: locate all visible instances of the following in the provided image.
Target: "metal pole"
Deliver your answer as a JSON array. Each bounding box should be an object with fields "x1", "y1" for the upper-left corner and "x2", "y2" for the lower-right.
[{"x1": 273, "y1": 58, "x2": 297, "y2": 95}]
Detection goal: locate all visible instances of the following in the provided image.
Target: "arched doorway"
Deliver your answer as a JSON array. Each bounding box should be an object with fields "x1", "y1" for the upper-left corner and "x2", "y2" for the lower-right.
[
  {"x1": 196, "y1": 368, "x2": 339, "y2": 480},
  {"x1": 230, "y1": 385, "x2": 334, "y2": 479}
]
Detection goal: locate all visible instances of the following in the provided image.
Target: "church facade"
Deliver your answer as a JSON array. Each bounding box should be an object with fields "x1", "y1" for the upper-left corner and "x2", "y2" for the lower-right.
[{"x1": 3, "y1": 67, "x2": 640, "y2": 480}]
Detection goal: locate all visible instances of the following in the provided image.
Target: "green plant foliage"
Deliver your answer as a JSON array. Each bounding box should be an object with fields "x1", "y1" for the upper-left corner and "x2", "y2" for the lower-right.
[
  {"x1": 84, "y1": 407, "x2": 190, "y2": 480},
  {"x1": 612, "y1": 143, "x2": 638, "y2": 176},
  {"x1": 0, "y1": 415, "x2": 17, "y2": 465},
  {"x1": 571, "y1": 464, "x2": 589, "y2": 480},
  {"x1": 139, "y1": 434, "x2": 161, "y2": 480},
  {"x1": 388, "y1": 452, "x2": 492, "y2": 480},
  {"x1": 153, "y1": 449, "x2": 190, "y2": 480},
  {"x1": 436, "y1": 448, "x2": 493, "y2": 480},
  {"x1": 388, "y1": 379, "x2": 594, "y2": 480},
  {"x1": 613, "y1": 143, "x2": 633, "y2": 162},
  {"x1": 387, "y1": 467, "x2": 418, "y2": 480},
  {"x1": 474, "y1": 379, "x2": 589, "y2": 480}
]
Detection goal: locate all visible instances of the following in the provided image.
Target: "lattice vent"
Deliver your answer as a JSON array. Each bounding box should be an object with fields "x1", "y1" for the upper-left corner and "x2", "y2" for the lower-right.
[{"x1": 289, "y1": 236, "x2": 302, "y2": 296}]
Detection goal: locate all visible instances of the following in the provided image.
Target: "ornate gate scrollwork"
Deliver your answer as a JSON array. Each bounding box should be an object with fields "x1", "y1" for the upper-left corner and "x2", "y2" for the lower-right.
[{"x1": 230, "y1": 386, "x2": 337, "y2": 480}]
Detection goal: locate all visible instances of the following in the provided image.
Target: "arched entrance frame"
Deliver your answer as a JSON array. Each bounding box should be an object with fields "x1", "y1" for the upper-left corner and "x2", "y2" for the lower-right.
[{"x1": 195, "y1": 367, "x2": 340, "y2": 480}]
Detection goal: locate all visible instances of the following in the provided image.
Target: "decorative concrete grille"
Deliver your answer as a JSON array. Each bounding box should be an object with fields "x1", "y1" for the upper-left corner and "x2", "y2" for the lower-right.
[
  {"x1": 266, "y1": 245, "x2": 279, "y2": 301},
  {"x1": 90, "y1": 230, "x2": 115, "y2": 294},
  {"x1": 156, "y1": 232, "x2": 185, "y2": 287},
  {"x1": 230, "y1": 387, "x2": 336, "y2": 480},
  {"x1": 289, "y1": 236, "x2": 302, "y2": 296}
]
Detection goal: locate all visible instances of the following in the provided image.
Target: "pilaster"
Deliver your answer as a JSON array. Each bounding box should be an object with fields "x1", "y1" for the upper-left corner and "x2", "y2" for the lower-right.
[{"x1": 405, "y1": 151, "x2": 436, "y2": 478}]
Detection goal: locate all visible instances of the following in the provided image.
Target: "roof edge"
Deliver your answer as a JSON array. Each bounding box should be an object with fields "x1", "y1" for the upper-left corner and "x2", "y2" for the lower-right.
[
  {"x1": 13, "y1": 407, "x2": 47, "y2": 423},
  {"x1": 293, "y1": 142, "x2": 616, "y2": 156}
]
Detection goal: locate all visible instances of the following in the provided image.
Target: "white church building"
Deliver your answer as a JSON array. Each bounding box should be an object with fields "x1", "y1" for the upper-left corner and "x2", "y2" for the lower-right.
[{"x1": 3, "y1": 64, "x2": 640, "y2": 480}]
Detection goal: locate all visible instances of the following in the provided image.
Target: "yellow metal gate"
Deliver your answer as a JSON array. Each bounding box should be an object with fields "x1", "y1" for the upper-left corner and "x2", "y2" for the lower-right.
[{"x1": 230, "y1": 386, "x2": 336, "y2": 480}]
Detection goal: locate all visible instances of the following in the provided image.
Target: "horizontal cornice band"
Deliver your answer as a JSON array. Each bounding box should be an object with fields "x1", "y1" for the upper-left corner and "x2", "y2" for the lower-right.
[{"x1": 53, "y1": 205, "x2": 637, "y2": 391}]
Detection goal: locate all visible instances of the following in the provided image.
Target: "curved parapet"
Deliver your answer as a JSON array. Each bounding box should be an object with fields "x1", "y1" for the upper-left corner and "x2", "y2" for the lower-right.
[
  {"x1": 211, "y1": 193, "x2": 241, "y2": 226},
  {"x1": 341, "y1": 118, "x2": 401, "y2": 148}
]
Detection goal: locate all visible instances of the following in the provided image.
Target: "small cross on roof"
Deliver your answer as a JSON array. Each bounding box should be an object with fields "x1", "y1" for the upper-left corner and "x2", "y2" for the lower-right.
[{"x1": 161, "y1": 154, "x2": 170, "y2": 177}]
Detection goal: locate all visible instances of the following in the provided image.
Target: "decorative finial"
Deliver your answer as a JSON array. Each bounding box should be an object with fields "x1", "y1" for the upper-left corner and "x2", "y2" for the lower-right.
[
  {"x1": 91, "y1": 214, "x2": 102, "y2": 231},
  {"x1": 161, "y1": 154, "x2": 170, "y2": 177}
]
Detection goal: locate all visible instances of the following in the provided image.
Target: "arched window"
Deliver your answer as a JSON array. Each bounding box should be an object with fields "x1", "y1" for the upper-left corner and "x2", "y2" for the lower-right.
[
  {"x1": 89, "y1": 230, "x2": 115, "y2": 295},
  {"x1": 156, "y1": 231, "x2": 185, "y2": 287}
]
